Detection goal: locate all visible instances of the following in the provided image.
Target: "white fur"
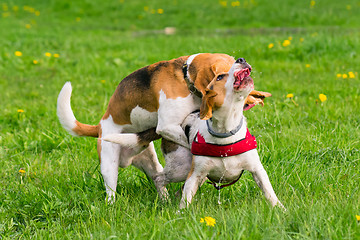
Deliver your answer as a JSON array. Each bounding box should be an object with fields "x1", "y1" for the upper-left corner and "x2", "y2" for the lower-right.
[
  {"x1": 179, "y1": 62, "x2": 284, "y2": 209},
  {"x1": 156, "y1": 90, "x2": 200, "y2": 148},
  {"x1": 57, "y1": 82, "x2": 78, "y2": 136},
  {"x1": 100, "y1": 115, "x2": 165, "y2": 203}
]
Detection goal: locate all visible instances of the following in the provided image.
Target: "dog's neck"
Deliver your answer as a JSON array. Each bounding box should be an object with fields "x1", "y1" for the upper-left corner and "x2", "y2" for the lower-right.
[{"x1": 207, "y1": 94, "x2": 246, "y2": 134}]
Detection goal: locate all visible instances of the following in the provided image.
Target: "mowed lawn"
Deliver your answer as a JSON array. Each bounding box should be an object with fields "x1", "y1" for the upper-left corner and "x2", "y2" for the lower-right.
[{"x1": 1, "y1": 0, "x2": 359, "y2": 239}]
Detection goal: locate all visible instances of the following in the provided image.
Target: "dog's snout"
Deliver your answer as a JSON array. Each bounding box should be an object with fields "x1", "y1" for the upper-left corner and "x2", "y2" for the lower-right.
[
  {"x1": 235, "y1": 58, "x2": 251, "y2": 71},
  {"x1": 236, "y1": 58, "x2": 246, "y2": 64}
]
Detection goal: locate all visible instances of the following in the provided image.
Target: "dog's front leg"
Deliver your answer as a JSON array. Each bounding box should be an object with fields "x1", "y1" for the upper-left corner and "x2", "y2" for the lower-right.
[
  {"x1": 248, "y1": 153, "x2": 285, "y2": 209},
  {"x1": 157, "y1": 91, "x2": 198, "y2": 149},
  {"x1": 180, "y1": 159, "x2": 208, "y2": 209}
]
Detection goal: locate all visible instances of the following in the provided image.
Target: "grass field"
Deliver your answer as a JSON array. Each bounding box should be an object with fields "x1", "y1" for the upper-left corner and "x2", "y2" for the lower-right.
[{"x1": 1, "y1": 0, "x2": 360, "y2": 239}]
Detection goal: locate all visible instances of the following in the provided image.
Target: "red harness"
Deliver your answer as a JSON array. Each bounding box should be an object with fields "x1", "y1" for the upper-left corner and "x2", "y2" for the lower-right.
[{"x1": 191, "y1": 128, "x2": 257, "y2": 157}]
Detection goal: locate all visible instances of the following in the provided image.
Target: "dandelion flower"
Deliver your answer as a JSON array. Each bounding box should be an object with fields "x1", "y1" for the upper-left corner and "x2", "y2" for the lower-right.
[
  {"x1": 346, "y1": 5, "x2": 351, "y2": 10},
  {"x1": 13, "y1": 6, "x2": 19, "y2": 11},
  {"x1": 356, "y1": 215, "x2": 360, "y2": 221},
  {"x1": 268, "y1": 43, "x2": 274, "y2": 49},
  {"x1": 25, "y1": 24, "x2": 31, "y2": 29},
  {"x1": 342, "y1": 74, "x2": 348, "y2": 79},
  {"x1": 288, "y1": 36, "x2": 293, "y2": 41},
  {"x1": 282, "y1": 40, "x2": 291, "y2": 47},
  {"x1": 33, "y1": 60, "x2": 38, "y2": 64},
  {"x1": 45, "y1": 52, "x2": 52, "y2": 57},
  {"x1": 305, "y1": 64, "x2": 310, "y2": 68},
  {"x1": 348, "y1": 72, "x2": 355, "y2": 78},
  {"x1": 157, "y1": 9, "x2": 164, "y2": 14},
  {"x1": 144, "y1": 6, "x2": 149, "y2": 11},
  {"x1": 300, "y1": 37, "x2": 304, "y2": 42},
  {"x1": 319, "y1": 94, "x2": 327, "y2": 102},
  {"x1": 101, "y1": 80, "x2": 106, "y2": 83},
  {"x1": 200, "y1": 216, "x2": 216, "y2": 227},
  {"x1": 310, "y1": 0, "x2": 316, "y2": 7},
  {"x1": 286, "y1": 93, "x2": 294, "y2": 98},
  {"x1": 19, "y1": 169, "x2": 26, "y2": 174},
  {"x1": 35, "y1": 11, "x2": 40, "y2": 16},
  {"x1": 17, "y1": 109, "x2": 25, "y2": 113},
  {"x1": 15, "y1": 51, "x2": 22, "y2": 57},
  {"x1": 76, "y1": 17, "x2": 81, "y2": 22},
  {"x1": 53, "y1": 53, "x2": 60, "y2": 58},
  {"x1": 336, "y1": 73, "x2": 342, "y2": 78},
  {"x1": 219, "y1": 1, "x2": 227, "y2": 7}
]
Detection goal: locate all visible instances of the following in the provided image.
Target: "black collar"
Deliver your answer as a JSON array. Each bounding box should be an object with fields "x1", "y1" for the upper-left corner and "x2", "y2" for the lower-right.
[
  {"x1": 182, "y1": 63, "x2": 203, "y2": 98},
  {"x1": 206, "y1": 117, "x2": 244, "y2": 138}
]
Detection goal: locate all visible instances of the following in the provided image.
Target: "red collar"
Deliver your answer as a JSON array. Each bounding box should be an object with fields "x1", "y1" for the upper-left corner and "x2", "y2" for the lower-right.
[{"x1": 191, "y1": 128, "x2": 257, "y2": 157}]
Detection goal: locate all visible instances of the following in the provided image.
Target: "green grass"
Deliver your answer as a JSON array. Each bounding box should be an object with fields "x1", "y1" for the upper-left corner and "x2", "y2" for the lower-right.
[{"x1": 1, "y1": 0, "x2": 360, "y2": 239}]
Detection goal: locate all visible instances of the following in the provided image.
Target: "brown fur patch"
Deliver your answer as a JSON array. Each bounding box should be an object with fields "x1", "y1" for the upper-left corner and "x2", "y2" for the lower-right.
[
  {"x1": 137, "y1": 128, "x2": 161, "y2": 146},
  {"x1": 73, "y1": 120, "x2": 99, "y2": 137},
  {"x1": 161, "y1": 139, "x2": 179, "y2": 155}
]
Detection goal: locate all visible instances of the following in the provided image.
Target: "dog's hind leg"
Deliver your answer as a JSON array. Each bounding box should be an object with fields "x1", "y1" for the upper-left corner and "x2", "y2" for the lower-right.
[
  {"x1": 99, "y1": 139, "x2": 121, "y2": 204},
  {"x1": 131, "y1": 142, "x2": 168, "y2": 200}
]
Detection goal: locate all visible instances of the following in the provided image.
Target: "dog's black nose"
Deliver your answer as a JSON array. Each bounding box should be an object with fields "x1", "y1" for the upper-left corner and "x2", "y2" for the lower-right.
[{"x1": 236, "y1": 58, "x2": 246, "y2": 64}]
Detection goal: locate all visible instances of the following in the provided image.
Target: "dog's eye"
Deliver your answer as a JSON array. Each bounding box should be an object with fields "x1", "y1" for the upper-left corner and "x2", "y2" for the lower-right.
[{"x1": 216, "y1": 74, "x2": 225, "y2": 81}]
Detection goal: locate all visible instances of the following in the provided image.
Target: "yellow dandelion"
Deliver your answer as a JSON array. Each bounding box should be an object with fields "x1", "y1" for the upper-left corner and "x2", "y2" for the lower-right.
[
  {"x1": 144, "y1": 6, "x2": 149, "y2": 11},
  {"x1": 286, "y1": 93, "x2": 294, "y2": 98},
  {"x1": 101, "y1": 80, "x2": 106, "y2": 83},
  {"x1": 15, "y1": 51, "x2": 22, "y2": 57},
  {"x1": 2, "y1": 4, "x2": 8, "y2": 11},
  {"x1": 17, "y1": 109, "x2": 25, "y2": 113},
  {"x1": 336, "y1": 73, "x2": 342, "y2": 78},
  {"x1": 305, "y1": 64, "x2": 310, "y2": 68},
  {"x1": 157, "y1": 8, "x2": 164, "y2": 14},
  {"x1": 310, "y1": 0, "x2": 316, "y2": 7},
  {"x1": 268, "y1": 43, "x2": 274, "y2": 49},
  {"x1": 13, "y1": 6, "x2": 19, "y2": 11},
  {"x1": 45, "y1": 52, "x2": 52, "y2": 57},
  {"x1": 356, "y1": 215, "x2": 360, "y2": 221},
  {"x1": 231, "y1": 1, "x2": 240, "y2": 7},
  {"x1": 288, "y1": 36, "x2": 293, "y2": 41},
  {"x1": 300, "y1": 37, "x2": 304, "y2": 42},
  {"x1": 35, "y1": 11, "x2": 40, "y2": 16},
  {"x1": 76, "y1": 17, "x2": 81, "y2": 22},
  {"x1": 319, "y1": 94, "x2": 327, "y2": 102},
  {"x1": 348, "y1": 72, "x2": 355, "y2": 78},
  {"x1": 346, "y1": 5, "x2": 351, "y2": 10},
  {"x1": 219, "y1": 1, "x2": 227, "y2": 7},
  {"x1": 19, "y1": 169, "x2": 26, "y2": 174},
  {"x1": 342, "y1": 74, "x2": 348, "y2": 79},
  {"x1": 151, "y1": 9, "x2": 156, "y2": 14},
  {"x1": 200, "y1": 216, "x2": 216, "y2": 227},
  {"x1": 53, "y1": 53, "x2": 60, "y2": 58},
  {"x1": 282, "y1": 39, "x2": 291, "y2": 47},
  {"x1": 25, "y1": 24, "x2": 31, "y2": 29},
  {"x1": 33, "y1": 60, "x2": 38, "y2": 64}
]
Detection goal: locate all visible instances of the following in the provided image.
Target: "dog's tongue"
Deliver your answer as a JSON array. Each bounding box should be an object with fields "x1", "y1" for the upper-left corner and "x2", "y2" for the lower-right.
[{"x1": 234, "y1": 68, "x2": 251, "y2": 88}]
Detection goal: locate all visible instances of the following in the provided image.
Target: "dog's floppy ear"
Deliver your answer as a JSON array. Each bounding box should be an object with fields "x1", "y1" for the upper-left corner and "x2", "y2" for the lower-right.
[
  {"x1": 244, "y1": 90, "x2": 272, "y2": 111},
  {"x1": 200, "y1": 88, "x2": 218, "y2": 120}
]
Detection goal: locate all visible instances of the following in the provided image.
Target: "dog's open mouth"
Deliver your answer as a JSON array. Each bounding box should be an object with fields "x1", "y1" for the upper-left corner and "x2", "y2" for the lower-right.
[{"x1": 233, "y1": 68, "x2": 253, "y2": 91}]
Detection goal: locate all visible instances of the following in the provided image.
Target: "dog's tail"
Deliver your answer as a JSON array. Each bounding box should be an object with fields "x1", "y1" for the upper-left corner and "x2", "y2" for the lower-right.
[{"x1": 57, "y1": 82, "x2": 99, "y2": 137}]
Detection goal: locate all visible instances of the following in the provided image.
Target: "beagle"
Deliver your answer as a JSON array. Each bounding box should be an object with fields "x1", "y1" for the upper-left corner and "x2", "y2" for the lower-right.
[
  {"x1": 57, "y1": 53, "x2": 271, "y2": 202},
  {"x1": 104, "y1": 59, "x2": 283, "y2": 208}
]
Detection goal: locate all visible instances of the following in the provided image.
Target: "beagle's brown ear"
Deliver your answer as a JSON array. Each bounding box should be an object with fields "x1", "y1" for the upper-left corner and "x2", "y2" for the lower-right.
[
  {"x1": 249, "y1": 90, "x2": 272, "y2": 99},
  {"x1": 200, "y1": 89, "x2": 218, "y2": 120},
  {"x1": 244, "y1": 90, "x2": 272, "y2": 110}
]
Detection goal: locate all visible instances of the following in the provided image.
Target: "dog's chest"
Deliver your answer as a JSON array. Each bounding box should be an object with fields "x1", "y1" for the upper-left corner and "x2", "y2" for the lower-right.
[{"x1": 206, "y1": 155, "x2": 249, "y2": 183}]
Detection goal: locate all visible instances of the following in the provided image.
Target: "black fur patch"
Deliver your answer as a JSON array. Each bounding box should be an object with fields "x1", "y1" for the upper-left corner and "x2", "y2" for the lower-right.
[{"x1": 121, "y1": 66, "x2": 152, "y2": 89}]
